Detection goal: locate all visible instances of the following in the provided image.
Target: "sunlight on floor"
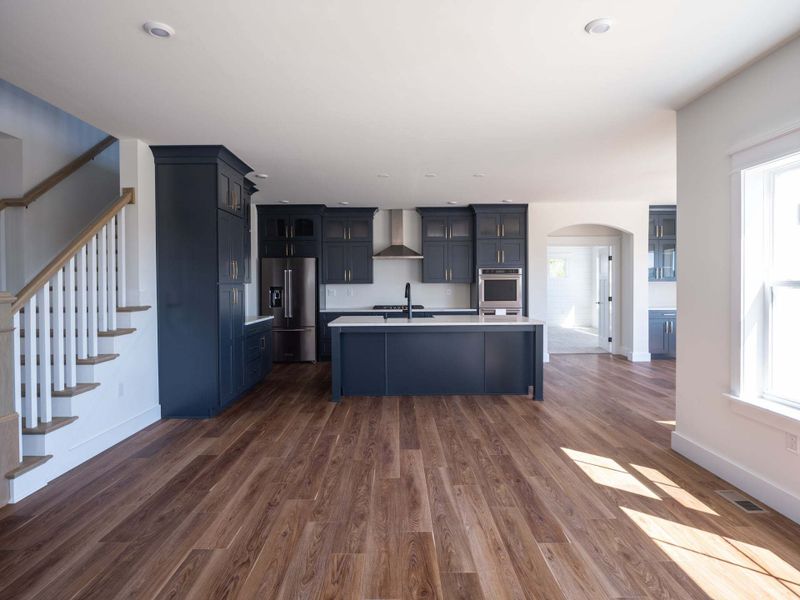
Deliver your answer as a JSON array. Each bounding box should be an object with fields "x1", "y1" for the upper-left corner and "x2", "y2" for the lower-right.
[
  {"x1": 630, "y1": 464, "x2": 718, "y2": 515},
  {"x1": 656, "y1": 419, "x2": 676, "y2": 428},
  {"x1": 561, "y1": 448, "x2": 660, "y2": 500},
  {"x1": 622, "y1": 507, "x2": 800, "y2": 598}
]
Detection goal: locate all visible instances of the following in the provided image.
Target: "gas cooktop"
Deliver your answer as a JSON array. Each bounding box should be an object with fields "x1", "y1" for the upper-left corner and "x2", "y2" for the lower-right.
[{"x1": 373, "y1": 304, "x2": 425, "y2": 310}]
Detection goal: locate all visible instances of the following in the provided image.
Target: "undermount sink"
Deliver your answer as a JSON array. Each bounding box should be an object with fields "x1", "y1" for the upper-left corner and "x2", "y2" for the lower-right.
[{"x1": 384, "y1": 313, "x2": 434, "y2": 319}]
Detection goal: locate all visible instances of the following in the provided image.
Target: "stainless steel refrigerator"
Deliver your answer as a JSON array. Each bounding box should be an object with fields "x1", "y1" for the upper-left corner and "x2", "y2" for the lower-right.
[{"x1": 261, "y1": 257, "x2": 317, "y2": 362}]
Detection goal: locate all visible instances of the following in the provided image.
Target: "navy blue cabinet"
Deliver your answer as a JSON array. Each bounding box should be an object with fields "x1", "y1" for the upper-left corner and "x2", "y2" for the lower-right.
[
  {"x1": 418, "y1": 208, "x2": 474, "y2": 283},
  {"x1": 242, "y1": 180, "x2": 255, "y2": 283},
  {"x1": 244, "y1": 319, "x2": 273, "y2": 389},
  {"x1": 649, "y1": 206, "x2": 677, "y2": 282},
  {"x1": 649, "y1": 310, "x2": 677, "y2": 358},
  {"x1": 472, "y1": 205, "x2": 527, "y2": 268},
  {"x1": 153, "y1": 145, "x2": 257, "y2": 418},
  {"x1": 321, "y1": 208, "x2": 376, "y2": 284},
  {"x1": 259, "y1": 206, "x2": 324, "y2": 258}
]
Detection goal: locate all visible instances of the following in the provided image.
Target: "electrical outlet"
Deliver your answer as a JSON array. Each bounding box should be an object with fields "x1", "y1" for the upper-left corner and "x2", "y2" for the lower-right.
[
  {"x1": 346, "y1": 287, "x2": 354, "y2": 297},
  {"x1": 445, "y1": 287, "x2": 452, "y2": 296},
  {"x1": 787, "y1": 433, "x2": 799, "y2": 455},
  {"x1": 327, "y1": 288, "x2": 336, "y2": 297}
]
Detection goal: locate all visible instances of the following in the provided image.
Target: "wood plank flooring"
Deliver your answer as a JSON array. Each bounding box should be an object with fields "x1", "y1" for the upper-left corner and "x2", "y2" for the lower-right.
[{"x1": 2, "y1": 355, "x2": 800, "y2": 599}]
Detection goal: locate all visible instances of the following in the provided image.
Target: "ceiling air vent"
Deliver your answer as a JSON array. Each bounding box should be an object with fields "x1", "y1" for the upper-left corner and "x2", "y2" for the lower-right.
[{"x1": 715, "y1": 490, "x2": 767, "y2": 513}]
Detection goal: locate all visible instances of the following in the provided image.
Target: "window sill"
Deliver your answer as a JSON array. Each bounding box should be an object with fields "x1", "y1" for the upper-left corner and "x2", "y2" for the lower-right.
[{"x1": 725, "y1": 393, "x2": 800, "y2": 433}]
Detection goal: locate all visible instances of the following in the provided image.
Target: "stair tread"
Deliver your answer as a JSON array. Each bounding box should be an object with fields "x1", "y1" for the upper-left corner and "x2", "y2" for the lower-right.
[
  {"x1": 116, "y1": 305, "x2": 150, "y2": 312},
  {"x1": 5, "y1": 455, "x2": 53, "y2": 479},
  {"x1": 98, "y1": 327, "x2": 136, "y2": 337},
  {"x1": 20, "y1": 353, "x2": 119, "y2": 366},
  {"x1": 21, "y1": 382, "x2": 100, "y2": 397},
  {"x1": 22, "y1": 416, "x2": 78, "y2": 435}
]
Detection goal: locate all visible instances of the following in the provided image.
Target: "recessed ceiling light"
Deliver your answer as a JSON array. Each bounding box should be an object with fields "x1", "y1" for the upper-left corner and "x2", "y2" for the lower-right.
[
  {"x1": 447, "y1": 201, "x2": 458, "y2": 205},
  {"x1": 473, "y1": 173, "x2": 486, "y2": 178},
  {"x1": 425, "y1": 173, "x2": 438, "y2": 178},
  {"x1": 278, "y1": 200, "x2": 290, "y2": 204},
  {"x1": 377, "y1": 173, "x2": 390, "y2": 178},
  {"x1": 254, "y1": 173, "x2": 269, "y2": 179},
  {"x1": 584, "y1": 18, "x2": 613, "y2": 35},
  {"x1": 143, "y1": 21, "x2": 175, "y2": 39},
  {"x1": 339, "y1": 201, "x2": 350, "y2": 205},
  {"x1": 502, "y1": 199, "x2": 514, "y2": 203}
]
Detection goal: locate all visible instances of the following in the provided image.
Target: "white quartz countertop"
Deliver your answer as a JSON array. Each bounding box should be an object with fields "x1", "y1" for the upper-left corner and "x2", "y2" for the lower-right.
[
  {"x1": 244, "y1": 315, "x2": 275, "y2": 326},
  {"x1": 320, "y1": 307, "x2": 477, "y2": 313},
  {"x1": 329, "y1": 315, "x2": 545, "y2": 327}
]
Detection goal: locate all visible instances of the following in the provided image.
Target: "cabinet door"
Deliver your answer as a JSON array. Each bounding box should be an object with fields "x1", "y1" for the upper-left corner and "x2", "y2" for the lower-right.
[
  {"x1": 232, "y1": 285, "x2": 245, "y2": 395},
  {"x1": 659, "y1": 240, "x2": 677, "y2": 281},
  {"x1": 648, "y1": 317, "x2": 668, "y2": 355},
  {"x1": 264, "y1": 215, "x2": 290, "y2": 239},
  {"x1": 476, "y1": 214, "x2": 500, "y2": 238},
  {"x1": 219, "y1": 285, "x2": 236, "y2": 407},
  {"x1": 348, "y1": 242, "x2": 373, "y2": 283},
  {"x1": 262, "y1": 329, "x2": 273, "y2": 377},
  {"x1": 347, "y1": 217, "x2": 372, "y2": 241},
  {"x1": 448, "y1": 241, "x2": 473, "y2": 282},
  {"x1": 500, "y1": 213, "x2": 525, "y2": 238},
  {"x1": 291, "y1": 216, "x2": 318, "y2": 240},
  {"x1": 448, "y1": 215, "x2": 473, "y2": 240},
  {"x1": 289, "y1": 240, "x2": 319, "y2": 258},
  {"x1": 499, "y1": 239, "x2": 524, "y2": 266},
  {"x1": 218, "y1": 211, "x2": 243, "y2": 283},
  {"x1": 659, "y1": 212, "x2": 677, "y2": 239},
  {"x1": 323, "y1": 243, "x2": 348, "y2": 283},
  {"x1": 218, "y1": 168, "x2": 232, "y2": 213},
  {"x1": 323, "y1": 218, "x2": 348, "y2": 241},
  {"x1": 476, "y1": 239, "x2": 500, "y2": 267},
  {"x1": 265, "y1": 240, "x2": 289, "y2": 258},
  {"x1": 648, "y1": 214, "x2": 659, "y2": 239},
  {"x1": 230, "y1": 177, "x2": 243, "y2": 218},
  {"x1": 668, "y1": 319, "x2": 677, "y2": 357},
  {"x1": 243, "y1": 194, "x2": 251, "y2": 283},
  {"x1": 422, "y1": 217, "x2": 448, "y2": 240},
  {"x1": 648, "y1": 240, "x2": 658, "y2": 281},
  {"x1": 422, "y1": 242, "x2": 448, "y2": 282}
]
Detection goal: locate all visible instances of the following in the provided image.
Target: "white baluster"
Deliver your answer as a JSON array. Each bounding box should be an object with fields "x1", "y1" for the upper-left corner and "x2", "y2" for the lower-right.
[
  {"x1": 65, "y1": 256, "x2": 77, "y2": 388},
  {"x1": 51, "y1": 270, "x2": 65, "y2": 391},
  {"x1": 98, "y1": 225, "x2": 108, "y2": 332},
  {"x1": 22, "y1": 298, "x2": 37, "y2": 429},
  {"x1": 12, "y1": 312, "x2": 22, "y2": 461},
  {"x1": 88, "y1": 236, "x2": 98, "y2": 357},
  {"x1": 107, "y1": 216, "x2": 117, "y2": 331},
  {"x1": 117, "y1": 208, "x2": 127, "y2": 308},
  {"x1": 77, "y1": 245, "x2": 88, "y2": 359},
  {"x1": 36, "y1": 285, "x2": 52, "y2": 423}
]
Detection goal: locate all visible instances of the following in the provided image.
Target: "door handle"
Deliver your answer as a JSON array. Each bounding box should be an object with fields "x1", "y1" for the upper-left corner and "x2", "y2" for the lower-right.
[
  {"x1": 260, "y1": 336, "x2": 266, "y2": 350},
  {"x1": 285, "y1": 243, "x2": 289, "y2": 257},
  {"x1": 291, "y1": 243, "x2": 295, "y2": 256},
  {"x1": 496, "y1": 224, "x2": 500, "y2": 237},
  {"x1": 501, "y1": 223, "x2": 505, "y2": 237},
  {"x1": 501, "y1": 250, "x2": 505, "y2": 264},
  {"x1": 233, "y1": 260, "x2": 237, "y2": 279},
  {"x1": 496, "y1": 250, "x2": 500, "y2": 264},
  {"x1": 285, "y1": 270, "x2": 293, "y2": 318}
]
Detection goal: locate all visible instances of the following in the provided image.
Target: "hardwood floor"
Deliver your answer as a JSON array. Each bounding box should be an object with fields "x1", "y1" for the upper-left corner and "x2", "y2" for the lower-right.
[{"x1": 2, "y1": 355, "x2": 800, "y2": 599}]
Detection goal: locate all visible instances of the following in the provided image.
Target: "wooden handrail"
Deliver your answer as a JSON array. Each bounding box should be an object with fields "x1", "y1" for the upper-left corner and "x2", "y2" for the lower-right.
[
  {"x1": 0, "y1": 135, "x2": 116, "y2": 212},
  {"x1": 11, "y1": 187, "x2": 135, "y2": 313}
]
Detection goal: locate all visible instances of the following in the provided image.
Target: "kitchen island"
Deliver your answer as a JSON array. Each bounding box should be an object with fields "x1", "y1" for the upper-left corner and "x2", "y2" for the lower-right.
[{"x1": 329, "y1": 315, "x2": 544, "y2": 401}]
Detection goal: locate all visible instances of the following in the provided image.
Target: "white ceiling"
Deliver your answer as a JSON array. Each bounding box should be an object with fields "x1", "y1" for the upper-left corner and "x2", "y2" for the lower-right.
[{"x1": 1, "y1": 1, "x2": 799, "y2": 208}]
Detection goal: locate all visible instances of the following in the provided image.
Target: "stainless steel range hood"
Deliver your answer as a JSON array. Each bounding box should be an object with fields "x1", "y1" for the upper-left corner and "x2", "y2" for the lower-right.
[{"x1": 373, "y1": 209, "x2": 423, "y2": 259}]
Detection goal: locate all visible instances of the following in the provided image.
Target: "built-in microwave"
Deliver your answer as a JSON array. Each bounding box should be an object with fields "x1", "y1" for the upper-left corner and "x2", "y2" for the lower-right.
[{"x1": 478, "y1": 268, "x2": 523, "y2": 310}]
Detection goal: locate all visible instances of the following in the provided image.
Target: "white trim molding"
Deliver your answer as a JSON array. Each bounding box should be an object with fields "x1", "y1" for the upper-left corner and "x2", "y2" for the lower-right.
[{"x1": 672, "y1": 431, "x2": 800, "y2": 524}]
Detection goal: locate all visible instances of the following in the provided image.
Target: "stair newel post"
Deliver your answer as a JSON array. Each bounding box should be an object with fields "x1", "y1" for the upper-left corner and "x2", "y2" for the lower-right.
[
  {"x1": 117, "y1": 208, "x2": 126, "y2": 308},
  {"x1": 35, "y1": 285, "x2": 52, "y2": 423},
  {"x1": 107, "y1": 216, "x2": 117, "y2": 332},
  {"x1": 11, "y1": 311, "x2": 22, "y2": 463},
  {"x1": 87, "y1": 236, "x2": 98, "y2": 358},
  {"x1": 98, "y1": 225, "x2": 108, "y2": 333},
  {"x1": 22, "y1": 296, "x2": 38, "y2": 427},
  {"x1": 51, "y1": 270, "x2": 65, "y2": 392},
  {"x1": 77, "y1": 245, "x2": 88, "y2": 360},
  {"x1": 0, "y1": 293, "x2": 21, "y2": 505},
  {"x1": 65, "y1": 257, "x2": 77, "y2": 388}
]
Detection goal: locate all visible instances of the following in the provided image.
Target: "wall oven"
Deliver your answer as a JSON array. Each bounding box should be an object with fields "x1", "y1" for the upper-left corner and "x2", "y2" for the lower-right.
[{"x1": 478, "y1": 268, "x2": 523, "y2": 313}]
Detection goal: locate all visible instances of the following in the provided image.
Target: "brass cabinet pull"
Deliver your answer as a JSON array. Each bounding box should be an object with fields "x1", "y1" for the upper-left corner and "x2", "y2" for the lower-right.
[
  {"x1": 501, "y1": 250, "x2": 505, "y2": 264},
  {"x1": 496, "y1": 223, "x2": 500, "y2": 237},
  {"x1": 501, "y1": 223, "x2": 505, "y2": 237}
]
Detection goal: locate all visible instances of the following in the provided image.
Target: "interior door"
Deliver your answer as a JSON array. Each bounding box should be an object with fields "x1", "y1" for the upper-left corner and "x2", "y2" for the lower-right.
[{"x1": 597, "y1": 247, "x2": 612, "y2": 352}]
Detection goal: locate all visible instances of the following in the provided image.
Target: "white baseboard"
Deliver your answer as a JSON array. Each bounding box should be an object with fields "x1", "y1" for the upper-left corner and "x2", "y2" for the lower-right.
[
  {"x1": 627, "y1": 351, "x2": 651, "y2": 362},
  {"x1": 671, "y1": 431, "x2": 800, "y2": 524}
]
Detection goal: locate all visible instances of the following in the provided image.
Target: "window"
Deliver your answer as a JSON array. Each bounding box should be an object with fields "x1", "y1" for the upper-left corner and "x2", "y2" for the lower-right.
[
  {"x1": 740, "y1": 152, "x2": 800, "y2": 408},
  {"x1": 548, "y1": 258, "x2": 567, "y2": 279}
]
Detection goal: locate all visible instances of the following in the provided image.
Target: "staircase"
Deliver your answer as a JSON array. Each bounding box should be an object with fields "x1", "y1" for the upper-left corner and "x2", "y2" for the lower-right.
[{"x1": 2, "y1": 186, "x2": 161, "y2": 502}]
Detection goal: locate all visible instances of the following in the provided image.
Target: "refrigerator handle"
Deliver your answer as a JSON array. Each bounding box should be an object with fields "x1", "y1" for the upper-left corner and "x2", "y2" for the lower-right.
[{"x1": 285, "y1": 269, "x2": 293, "y2": 319}]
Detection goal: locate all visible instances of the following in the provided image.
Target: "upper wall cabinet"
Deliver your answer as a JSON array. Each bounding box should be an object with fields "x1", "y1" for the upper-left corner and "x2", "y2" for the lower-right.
[
  {"x1": 472, "y1": 205, "x2": 527, "y2": 268},
  {"x1": 417, "y1": 208, "x2": 475, "y2": 283},
  {"x1": 258, "y1": 205, "x2": 325, "y2": 258},
  {"x1": 649, "y1": 205, "x2": 677, "y2": 281},
  {"x1": 322, "y1": 207, "x2": 377, "y2": 284}
]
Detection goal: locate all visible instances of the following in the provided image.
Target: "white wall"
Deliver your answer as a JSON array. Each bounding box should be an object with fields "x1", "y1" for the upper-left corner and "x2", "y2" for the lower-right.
[
  {"x1": 675, "y1": 36, "x2": 800, "y2": 523},
  {"x1": 322, "y1": 209, "x2": 471, "y2": 309},
  {"x1": 0, "y1": 80, "x2": 118, "y2": 292},
  {"x1": 546, "y1": 246, "x2": 595, "y2": 328},
  {"x1": 529, "y1": 202, "x2": 651, "y2": 361}
]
